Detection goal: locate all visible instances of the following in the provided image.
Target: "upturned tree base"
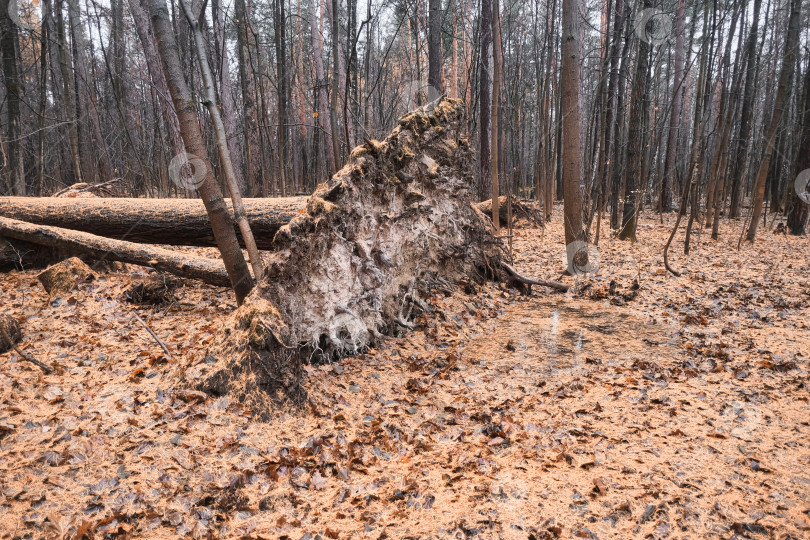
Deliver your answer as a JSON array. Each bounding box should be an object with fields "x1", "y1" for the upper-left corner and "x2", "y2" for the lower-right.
[{"x1": 192, "y1": 99, "x2": 508, "y2": 415}]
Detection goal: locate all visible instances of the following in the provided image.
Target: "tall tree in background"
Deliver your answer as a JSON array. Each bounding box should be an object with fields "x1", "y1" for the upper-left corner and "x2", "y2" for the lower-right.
[
  {"x1": 274, "y1": 0, "x2": 288, "y2": 196},
  {"x1": 428, "y1": 0, "x2": 443, "y2": 93},
  {"x1": 660, "y1": 0, "x2": 684, "y2": 212},
  {"x1": 787, "y1": 61, "x2": 810, "y2": 236},
  {"x1": 309, "y1": 0, "x2": 337, "y2": 176},
  {"x1": 235, "y1": 0, "x2": 261, "y2": 195},
  {"x1": 479, "y1": 0, "x2": 492, "y2": 202},
  {"x1": 745, "y1": 0, "x2": 801, "y2": 243},
  {"x1": 560, "y1": 0, "x2": 584, "y2": 249},
  {"x1": 55, "y1": 0, "x2": 83, "y2": 184},
  {"x1": 146, "y1": 0, "x2": 253, "y2": 303},
  {"x1": 0, "y1": 0, "x2": 25, "y2": 195},
  {"x1": 490, "y1": 0, "x2": 502, "y2": 231},
  {"x1": 729, "y1": 0, "x2": 762, "y2": 219},
  {"x1": 618, "y1": 0, "x2": 653, "y2": 241}
]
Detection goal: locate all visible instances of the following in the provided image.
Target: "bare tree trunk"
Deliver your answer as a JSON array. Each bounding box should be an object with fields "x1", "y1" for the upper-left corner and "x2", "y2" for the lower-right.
[
  {"x1": 146, "y1": 0, "x2": 253, "y2": 303},
  {"x1": 661, "y1": 0, "x2": 684, "y2": 212},
  {"x1": 327, "y1": 0, "x2": 342, "y2": 165},
  {"x1": 0, "y1": 216, "x2": 234, "y2": 287},
  {"x1": 618, "y1": 0, "x2": 652, "y2": 242},
  {"x1": 729, "y1": 0, "x2": 762, "y2": 219},
  {"x1": 745, "y1": 0, "x2": 800, "y2": 243},
  {"x1": 490, "y1": 0, "x2": 501, "y2": 231},
  {"x1": 212, "y1": 0, "x2": 245, "y2": 193},
  {"x1": 787, "y1": 59, "x2": 810, "y2": 235},
  {"x1": 180, "y1": 0, "x2": 265, "y2": 281},
  {"x1": 37, "y1": 0, "x2": 52, "y2": 194},
  {"x1": 128, "y1": 0, "x2": 184, "y2": 162},
  {"x1": 235, "y1": 0, "x2": 261, "y2": 196},
  {"x1": 274, "y1": 0, "x2": 289, "y2": 196},
  {"x1": 428, "y1": 0, "x2": 443, "y2": 93},
  {"x1": 308, "y1": 0, "x2": 337, "y2": 176},
  {"x1": 560, "y1": 0, "x2": 584, "y2": 248},
  {"x1": 55, "y1": 0, "x2": 83, "y2": 183},
  {"x1": 479, "y1": 0, "x2": 492, "y2": 202},
  {"x1": 0, "y1": 0, "x2": 25, "y2": 195}
]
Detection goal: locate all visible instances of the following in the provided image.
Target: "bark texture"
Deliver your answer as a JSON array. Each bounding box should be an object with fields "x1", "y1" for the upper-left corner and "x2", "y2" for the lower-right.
[
  {"x1": 0, "y1": 216, "x2": 231, "y2": 286},
  {"x1": 197, "y1": 99, "x2": 504, "y2": 414},
  {"x1": 0, "y1": 197, "x2": 306, "y2": 250}
]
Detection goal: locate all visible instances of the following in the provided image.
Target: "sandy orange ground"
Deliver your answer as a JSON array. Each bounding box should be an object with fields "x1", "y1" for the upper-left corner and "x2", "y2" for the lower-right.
[{"x1": 1, "y1": 207, "x2": 808, "y2": 539}]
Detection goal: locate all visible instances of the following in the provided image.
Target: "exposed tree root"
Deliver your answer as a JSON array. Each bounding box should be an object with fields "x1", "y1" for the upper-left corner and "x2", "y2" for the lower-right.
[{"x1": 194, "y1": 99, "x2": 520, "y2": 414}]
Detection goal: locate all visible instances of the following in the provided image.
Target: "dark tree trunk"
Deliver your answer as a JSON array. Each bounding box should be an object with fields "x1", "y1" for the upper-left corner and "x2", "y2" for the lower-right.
[
  {"x1": 428, "y1": 0, "x2": 444, "y2": 93},
  {"x1": 729, "y1": 0, "x2": 762, "y2": 219},
  {"x1": 618, "y1": 0, "x2": 652, "y2": 242},
  {"x1": 479, "y1": 0, "x2": 492, "y2": 201},
  {"x1": 787, "y1": 56, "x2": 810, "y2": 235},
  {"x1": 0, "y1": 0, "x2": 25, "y2": 195}
]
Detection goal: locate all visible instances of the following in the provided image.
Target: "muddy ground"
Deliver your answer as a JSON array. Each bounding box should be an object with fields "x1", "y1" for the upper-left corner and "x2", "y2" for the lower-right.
[{"x1": 1, "y1": 208, "x2": 808, "y2": 539}]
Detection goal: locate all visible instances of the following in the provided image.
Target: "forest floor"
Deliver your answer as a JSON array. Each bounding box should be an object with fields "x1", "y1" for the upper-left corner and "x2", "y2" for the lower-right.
[{"x1": 1, "y1": 206, "x2": 809, "y2": 540}]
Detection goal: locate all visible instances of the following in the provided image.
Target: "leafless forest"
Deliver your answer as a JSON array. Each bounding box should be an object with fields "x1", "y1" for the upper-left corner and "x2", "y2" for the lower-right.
[
  {"x1": 0, "y1": 0, "x2": 809, "y2": 536},
  {"x1": 0, "y1": 0, "x2": 807, "y2": 235}
]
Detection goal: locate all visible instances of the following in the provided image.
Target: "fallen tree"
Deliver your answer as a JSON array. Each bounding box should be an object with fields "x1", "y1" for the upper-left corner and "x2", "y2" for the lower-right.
[
  {"x1": 0, "y1": 196, "x2": 306, "y2": 250},
  {"x1": 0, "y1": 216, "x2": 231, "y2": 286},
  {"x1": 0, "y1": 195, "x2": 528, "y2": 251},
  {"x1": 190, "y1": 98, "x2": 560, "y2": 415}
]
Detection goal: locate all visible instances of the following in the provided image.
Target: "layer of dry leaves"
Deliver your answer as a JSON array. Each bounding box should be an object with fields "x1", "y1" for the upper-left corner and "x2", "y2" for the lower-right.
[{"x1": 1, "y1": 207, "x2": 808, "y2": 539}]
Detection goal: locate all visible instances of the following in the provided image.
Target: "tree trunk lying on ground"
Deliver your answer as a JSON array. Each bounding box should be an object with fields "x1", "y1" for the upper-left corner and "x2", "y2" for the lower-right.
[
  {"x1": 0, "y1": 196, "x2": 306, "y2": 250},
  {"x1": 192, "y1": 98, "x2": 553, "y2": 416},
  {"x1": 0, "y1": 215, "x2": 231, "y2": 286},
  {"x1": 0, "y1": 195, "x2": 523, "y2": 251}
]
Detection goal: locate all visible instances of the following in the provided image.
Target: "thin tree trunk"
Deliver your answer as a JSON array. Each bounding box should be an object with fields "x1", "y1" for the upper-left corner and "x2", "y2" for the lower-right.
[
  {"x1": 661, "y1": 0, "x2": 684, "y2": 212},
  {"x1": 729, "y1": 0, "x2": 762, "y2": 219},
  {"x1": 479, "y1": 0, "x2": 492, "y2": 202},
  {"x1": 618, "y1": 0, "x2": 652, "y2": 242},
  {"x1": 428, "y1": 0, "x2": 443, "y2": 92},
  {"x1": 179, "y1": 0, "x2": 265, "y2": 281},
  {"x1": 55, "y1": 0, "x2": 83, "y2": 183},
  {"x1": 235, "y1": 0, "x2": 261, "y2": 196},
  {"x1": 490, "y1": 0, "x2": 501, "y2": 231},
  {"x1": 146, "y1": 0, "x2": 253, "y2": 303},
  {"x1": 308, "y1": 0, "x2": 337, "y2": 176}
]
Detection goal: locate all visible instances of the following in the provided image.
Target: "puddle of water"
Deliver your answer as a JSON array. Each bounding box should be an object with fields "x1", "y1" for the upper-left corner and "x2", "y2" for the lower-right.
[{"x1": 460, "y1": 298, "x2": 678, "y2": 376}]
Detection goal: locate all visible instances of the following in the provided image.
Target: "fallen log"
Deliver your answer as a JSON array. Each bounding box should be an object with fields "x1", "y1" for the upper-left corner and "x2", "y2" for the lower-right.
[
  {"x1": 0, "y1": 216, "x2": 231, "y2": 287},
  {"x1": 0, "y1": 196, "x2": 307, "y2": 250},
  {"x1": 0, "y1": 196, "x2": 536, "y2": 250}
]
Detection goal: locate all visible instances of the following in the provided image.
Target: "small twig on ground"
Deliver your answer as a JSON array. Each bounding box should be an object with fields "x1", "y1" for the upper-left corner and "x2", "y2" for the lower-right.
[
  {"x1": 501, "y1": 263, "x2": 570, "y2": 292},
  {"x1": 132, "y1": 312, "x2": 173, "y2": 360},
  {"x1": 0, "y1": 328, "x2": 53, "y2": 374}
]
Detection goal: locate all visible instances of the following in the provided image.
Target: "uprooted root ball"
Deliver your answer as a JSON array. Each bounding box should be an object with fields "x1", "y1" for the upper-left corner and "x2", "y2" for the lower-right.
[{"x1": 193, "y1": 98, "x2": 506, "y2": 413}]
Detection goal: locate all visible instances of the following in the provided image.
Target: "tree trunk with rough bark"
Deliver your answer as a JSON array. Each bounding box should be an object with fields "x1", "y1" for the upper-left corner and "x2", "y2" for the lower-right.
[
  {"x1": 560, "y1": 0, "x2": 584, "y2": 249},
  {"x1": 0, "y1": 0, "x2": 24, "y2": 195},
  {"x1": 787, "y1": 51, "x2": 810, "y2": 235}
]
